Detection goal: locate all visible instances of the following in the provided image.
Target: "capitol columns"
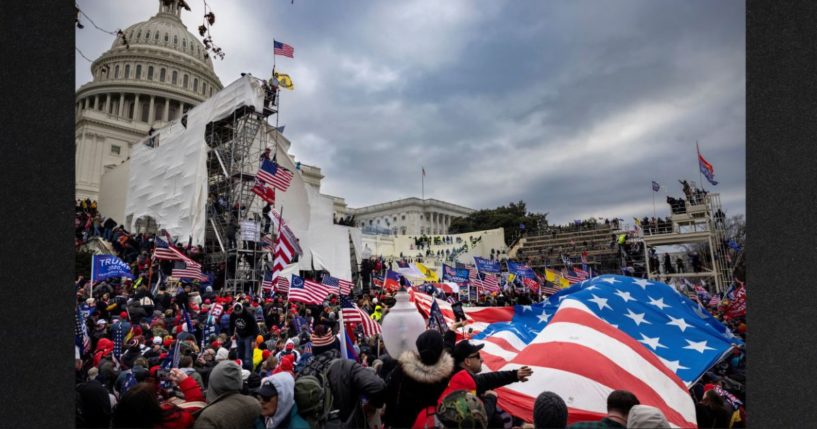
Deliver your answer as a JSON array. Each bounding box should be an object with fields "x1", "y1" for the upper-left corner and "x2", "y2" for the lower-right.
[
  {"x1": 118, "y1": 93, "x2": 125, "y2": 118},
  {"x1": 163, "y1": 98, "x2": 170, "y2": 122},
  {"x1": 148, "y1": 96, "x2": 155, "y2": 124},
  {"x1": 134, "y1": 94, "x2": 141, "y2": 121}
]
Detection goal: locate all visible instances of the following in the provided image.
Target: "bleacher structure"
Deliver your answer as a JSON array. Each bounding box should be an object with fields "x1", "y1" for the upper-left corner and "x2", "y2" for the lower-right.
[
  {"x1": 640, "y1": 192, "x2": 732, "y2": 293},
  {"x1": 512, "y1": 223, "x2": 624, "y2": 273},
  {"x1": 203, "y1": 88, "x2": 278, "y2": 294}
]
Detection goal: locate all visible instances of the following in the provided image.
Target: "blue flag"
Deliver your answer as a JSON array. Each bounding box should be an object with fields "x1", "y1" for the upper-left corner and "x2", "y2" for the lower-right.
[
  {"x1": 442, "y1": 264, "x2": 469, "y2": 283},
  {"x1": 473, "y1": 257, "x2": 501, "y2": 274},
  {"x1": 92, "y1": 254, "x2": 134, "y2": 281},
  {"x1": 507, "y1": 261, "x2": 536, "y2": 280},
  {"x1": 473, "y1": 275, "x2": 742, "y2": 386}
]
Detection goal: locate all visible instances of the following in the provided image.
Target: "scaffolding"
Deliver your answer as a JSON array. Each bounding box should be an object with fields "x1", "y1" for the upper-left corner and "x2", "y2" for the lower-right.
[
  {"x1": 203, "y1": 82, "x2": 279, "y2": 294},
  {"x1": 640, "y1": 192, "x2": 733, "y2": 293}
]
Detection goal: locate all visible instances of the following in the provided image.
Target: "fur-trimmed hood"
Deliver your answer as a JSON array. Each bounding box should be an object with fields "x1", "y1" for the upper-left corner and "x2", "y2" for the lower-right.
[{"x1": 399, "y1": 350, "x2": 454, "y2": 384}]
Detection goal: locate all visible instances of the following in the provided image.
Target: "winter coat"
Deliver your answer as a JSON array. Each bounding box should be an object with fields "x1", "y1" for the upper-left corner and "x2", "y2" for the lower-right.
[
  {"x1": 159, "y1": 376, "x2": 206, "y2": 428},
  {"x1": 383, "y1": 350, "x2": 455, "y2": 429},
  {"x1": 76, "y1": 379, "x2": 113, "y2": 428},
  {"x1": 194, "y1": 362, "x2": 261, "y2": 429},
  {"x1": 260, "y1": 372, "x2": 296, "y2": 429},
  {"x1": 230, "y1": 310, "x2": 260, "y2": 339}
]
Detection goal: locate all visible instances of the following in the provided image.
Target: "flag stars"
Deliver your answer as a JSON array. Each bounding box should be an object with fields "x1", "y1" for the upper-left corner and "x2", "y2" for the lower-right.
[
  {"x1": 659, "y1": 357, "x2": 690, "y2": 373},
  {"x1": 537, "y1": 311, "x2": 550, "y2": 324},
  {"x1": 600, "y1": 277, "x2": 621, "y2": 284},
  {"x1": 614, "y1": 290, "x2": 634, "y2": 303},
  {"x1": 638, "y1": 333, "x2": 668, "y2": 351},
  {"x1": 632, "y1": 279, "x2": 653, "y2": 289},
  {"x1": 588, "y1": 294, "x2": 612, "y2": 311},
  {"x1": 683, "y1": 339, "x2": 715, "y2": 354},
  {"x1": 647, "y1": 296, "x2": 671, "y2": 310},
  {"x1": 624, "y1": 309, "x2": 651, "y2": 326},
  {"x1": 522, "y1": 305, "x2": 533, "y2": 312},
  {"x1": 666, "y1": 315, "x2": 693, "y2": 332}
]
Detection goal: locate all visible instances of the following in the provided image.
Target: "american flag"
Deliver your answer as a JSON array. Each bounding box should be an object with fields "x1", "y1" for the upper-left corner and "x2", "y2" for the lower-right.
[
  {"x1": 261, "y1": 270, "x2": 275, "y2": 292},
  {"x1": 340, "y1": 296, "x2": 381, "y2": 336},
  {"x1": 288, "y1": 275, "x2": 334, "y2": 305},
  {"x1": 261, "y1": 235, "x2": 274, "y2": 251},
  {"x1": 471, "y1": 275, "x2": 742, "y2": 426},
  {"x1": 257, "y1": 159, "x2": 293, "y2": 192},
  {"x1": 272, "y1": 230, "x2": 297, "y2": 277},
  {"x1": 273, "y1": 40, "x2": 294, "y2": 58},
  {"x1": 481, "y1": 272, "x2": 501, "y2": 293},
  {"x1": 573, "y1": 267, "x2": 591, "y2": 280},
  {"x1": 275, "y1": 276, "x2": 290, "y2": 294},
  {"x1": 322, "y1": 274, "x2": 353, "y2": 296},
  {"x1": 540, "y1": 283, "x2": 561, "y2": 296},
  {"x1": 252, "y1": 179, "x2": 276, "y2": 204},
  {"x1": 562, "y1": 269, "x2": 585, "y2": 284},
  {"x1": 171, "y1": 260, "x2": 207, "y2": 281},
  {"x1": 74, "y1": 306, "x2": 91, "y2": 356},
  {"x1": 154, "y1": 237, "x2": 195, "y2": 264},
  {"x1": 269, "y1": 208, "x2": 302, "y2": 255},
  {"x1": 408, "y1": 289, "x2": 515, "y2": 336},
  {"x1": 468, "y1": 266, "x2": 484, "y2": 290}
]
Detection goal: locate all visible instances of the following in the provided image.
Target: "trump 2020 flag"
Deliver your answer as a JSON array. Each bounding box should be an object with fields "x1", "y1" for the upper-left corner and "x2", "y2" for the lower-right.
[
  {"x1": 472, "y1": 275, "x2": 741, "y2": 426},
  {"x1": 92, "y1": 255, "x2": 134, "y2": 282},
  {"x1": 473, "y1": 256, "x2": 501, "y2": 274}
]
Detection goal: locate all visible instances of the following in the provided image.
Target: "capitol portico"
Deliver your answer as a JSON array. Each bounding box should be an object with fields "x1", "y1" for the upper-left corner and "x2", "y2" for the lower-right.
[
  {"x1": 346, "y1": 197, "x2": 475, "y2": 236},
  {"x1": 75, "y1": 0, "x2": 223, "y2": 200}
]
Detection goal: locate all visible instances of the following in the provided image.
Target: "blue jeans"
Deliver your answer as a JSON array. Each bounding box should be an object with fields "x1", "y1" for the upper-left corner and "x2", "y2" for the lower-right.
[{"x1": 236, "y1": 336, "x2": 254, "y2": 371}]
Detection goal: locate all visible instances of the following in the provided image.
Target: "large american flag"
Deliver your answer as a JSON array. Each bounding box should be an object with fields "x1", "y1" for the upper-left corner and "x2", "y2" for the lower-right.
[
  {"x1": 289, "y1": 275, "x2": 334, "y2": 305},
  {"x1": 257, "y1": 159, "x2": 293, "y2": 192},
  {"x1": 471, "y1": 275, "x2": 742, "y2": 426},
  {"x1": 273, "y1": 40, "x2": 294, "y2": 58},
  {"x1": 322, "y1": 274, "x2": 353, "y2": 296},
  {"x1": 340, "y1": 296, "x2": 381, "y2": 336}
]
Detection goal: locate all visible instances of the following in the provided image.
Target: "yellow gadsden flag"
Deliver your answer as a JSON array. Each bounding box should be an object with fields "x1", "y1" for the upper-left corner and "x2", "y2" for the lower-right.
[
  {"x1": 414, "y1": 262, "x2": 439, "y2": 282},
  {"x1": 274, "y1": 72, "x2": 294, "y2": 90},
  {"x1": 545, "y1": 268, "x2": 571, "y2": 288}
]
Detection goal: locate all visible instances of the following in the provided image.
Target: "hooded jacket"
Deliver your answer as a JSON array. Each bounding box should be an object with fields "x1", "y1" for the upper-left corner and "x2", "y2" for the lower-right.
[
  {"x1": 383, "y1": 350, "x2": 455, "y2": 429},
  {"x1": 260, "y1": 372, "x2": 295, "y2": 429},
  {"x1": 194, "y1": 361, "x2": 261, "y2": 429}
]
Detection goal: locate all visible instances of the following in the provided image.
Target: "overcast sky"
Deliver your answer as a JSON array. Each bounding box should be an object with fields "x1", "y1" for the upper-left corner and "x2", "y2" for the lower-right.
[{"x1": 76, "y1": 0, "x2": 745, "y2": 225}]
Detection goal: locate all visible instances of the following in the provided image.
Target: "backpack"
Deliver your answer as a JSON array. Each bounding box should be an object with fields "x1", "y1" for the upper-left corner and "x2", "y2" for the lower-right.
[{"x1": 294, "y1": 359, "x2": 346, "y2": 429}]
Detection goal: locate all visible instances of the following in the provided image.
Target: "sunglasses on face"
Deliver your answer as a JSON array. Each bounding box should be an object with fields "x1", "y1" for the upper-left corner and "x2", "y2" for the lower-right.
[{"x1": 467, "y1": 353, "x2": 482, "y2": 360}]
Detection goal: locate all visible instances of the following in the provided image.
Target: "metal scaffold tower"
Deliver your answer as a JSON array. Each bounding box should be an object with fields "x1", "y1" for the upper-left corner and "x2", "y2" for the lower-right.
[
  {"x1": 204, "y1": 84, "x2": 278, "y2": 294},
  {"x1": 640, "y1": 192, "x2": 733, "y2": 293}
]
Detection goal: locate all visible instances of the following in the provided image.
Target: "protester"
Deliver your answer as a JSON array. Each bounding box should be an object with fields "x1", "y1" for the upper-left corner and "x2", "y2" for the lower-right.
[
  {"x1": 568, "y1": 390, "x2": 640, "y2": 428},
  {"x1": 383, "y1": 330, "x2": 455, "y2": 428},
  {"x1": 534, "y1": 391, "x2": 569, "y2": 429},
  {"x1": 626, "y1": 405, "x2": 669, "y2": 429},
  {"x1": 194, "y1": 361, "x2": 261, "y2": 429}
]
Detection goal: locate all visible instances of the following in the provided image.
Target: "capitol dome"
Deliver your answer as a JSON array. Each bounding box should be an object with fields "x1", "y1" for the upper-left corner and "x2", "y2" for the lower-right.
[
  {"x1": 75, "y1": 0, "x2": 226, "y2": 200},
  {"x1": 76, "y1": 0, "x2": 223, "y2": 131}
]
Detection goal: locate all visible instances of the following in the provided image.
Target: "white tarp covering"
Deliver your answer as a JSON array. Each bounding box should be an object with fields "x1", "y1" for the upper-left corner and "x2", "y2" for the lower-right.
[
  {"x1": 301, "y1": 184, "x2": 353, "y2": 280},
  {"x1": 124, "y1": 76, "x2": 265, "y2": 245}
]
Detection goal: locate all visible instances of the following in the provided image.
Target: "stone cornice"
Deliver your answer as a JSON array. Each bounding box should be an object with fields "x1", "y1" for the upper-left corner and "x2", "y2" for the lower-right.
[
  {"x1": 76, "y1": 113, "x2": 150, "y2": 138},
  {"x1": 349, "y1": 198, "x2": 475, "y2": 216}
]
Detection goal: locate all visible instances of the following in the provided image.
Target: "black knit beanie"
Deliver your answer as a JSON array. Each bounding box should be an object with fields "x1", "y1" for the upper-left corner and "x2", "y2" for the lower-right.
[
  {"x1": 533, "y1": 391, "x2": 568, "y2": 429},
  {"x1": 415, "y1": 330, "x2": 444, "y2": 366}
]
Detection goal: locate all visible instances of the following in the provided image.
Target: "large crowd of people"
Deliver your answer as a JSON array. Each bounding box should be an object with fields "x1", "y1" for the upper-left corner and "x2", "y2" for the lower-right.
[{"x1": 75, "y1": 201, "x2": 745, "y2": 429}]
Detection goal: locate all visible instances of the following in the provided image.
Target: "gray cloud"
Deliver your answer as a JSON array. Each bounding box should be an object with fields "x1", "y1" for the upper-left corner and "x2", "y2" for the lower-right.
[{"x1": 77, "y1": 0, "x2": 744, "y2": 225}]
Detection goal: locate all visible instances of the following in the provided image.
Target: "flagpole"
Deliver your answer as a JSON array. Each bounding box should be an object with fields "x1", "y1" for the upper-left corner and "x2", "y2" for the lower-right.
[
  {"x1": 652, "y1": 185, "x2": 656, "y2": 220},
  {"x1": 90, "y1": 255, "x2": 96, "y2": 298},
  {"x1": 338, "y1": 297, "x2": 349, "y2": 360},
  {"x1": 421, "y1": 166, "x2": 425, "y2": 201}
]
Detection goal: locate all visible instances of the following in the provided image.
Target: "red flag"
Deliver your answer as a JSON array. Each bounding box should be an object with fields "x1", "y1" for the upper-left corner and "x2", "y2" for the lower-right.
[{"x1": 252, "y1": 180, "x2": 276, "y2": 204}]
